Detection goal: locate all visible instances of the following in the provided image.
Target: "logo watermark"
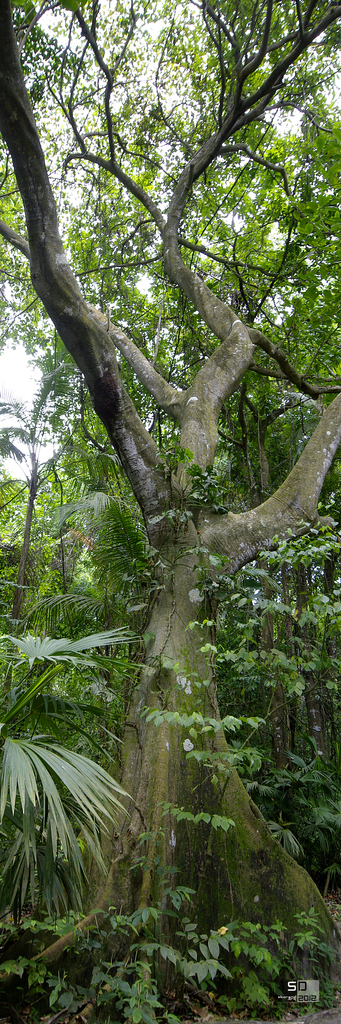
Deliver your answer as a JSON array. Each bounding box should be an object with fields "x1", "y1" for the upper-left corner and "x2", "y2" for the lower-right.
[{"x1": 279, "y1": 979, "x2": 319, "y2": 1003}]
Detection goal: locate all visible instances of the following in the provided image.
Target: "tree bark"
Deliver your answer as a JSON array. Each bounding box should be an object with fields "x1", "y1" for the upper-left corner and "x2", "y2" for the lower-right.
[
  {"x1": 106, "y1": 545, "x2": 339, "y2": 965},
  {"x1": 296, "y1": 565, "x2": 328, "y2": 759}
]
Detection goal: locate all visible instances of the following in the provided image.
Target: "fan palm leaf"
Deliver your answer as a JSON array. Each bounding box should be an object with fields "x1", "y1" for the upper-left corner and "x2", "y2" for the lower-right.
[
  {"x1": 1, "y1": 739, "x2": 126, "y2": 839},
  {"x1": 4, "y1": 627, "x2": 134, "y2": 669},
  {"x1": 0, "y1": 629, "x2": 133, "y2": 916}
]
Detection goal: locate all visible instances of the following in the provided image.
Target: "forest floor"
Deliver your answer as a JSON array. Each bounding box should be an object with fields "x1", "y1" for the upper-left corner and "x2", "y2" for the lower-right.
[
  {"x1": 151, "y1": 891, "x2": 341, "y2": 1024},
  {"x1": 177, "y1": 891, "x2": 341, "y2": 1024},
  {"x1": 1, "y1": 893, "x2": 341, "y2": 1024}
]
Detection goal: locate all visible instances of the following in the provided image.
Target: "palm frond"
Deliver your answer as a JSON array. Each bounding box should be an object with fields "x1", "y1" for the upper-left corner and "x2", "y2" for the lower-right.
[
  {"x1": 0, "y1": 391, "x2": 28, "y2": 422},
  {"x1": 1, "y1": 739, "x2": 126, "y2": 827},
  {"x1": 0, "y1": 663, "x2": 63, "y2": 725},
  {"x1": 0, "y1": 811, "x2": 86, "y2": 918},
  {"x1": 26, "y1": 592, "x2": 105, "y2": 633},
  {"x1": 0, "y1": 434, "x2": 26, "y2": 463},
  {"x1": 95, "y1": 498, "x2": 149, "y2": 587},
  {"x1": 4, "y1": 628, "x2": 135, "y2": 669},
  {"x1": 56, "y1": 492, "x2": 148, "y2": 588},
  {"x1": 58, "y1": 491, "x2": 111, "y2": 527},
  {"x1": 268, "y1": 820, "x2": 303, "y2": 859},
  {"x1": 0, "y1": 737, "x2": 128, "y2": 916}
]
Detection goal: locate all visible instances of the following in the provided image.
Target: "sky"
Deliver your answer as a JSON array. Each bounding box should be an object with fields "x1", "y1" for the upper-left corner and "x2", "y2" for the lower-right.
[
  {"x1": 0, "y1": 343, "x2": 40, "y2": 405},
  {"x1": 0, "y1": 343, "x2": 42, "y2": 478}
]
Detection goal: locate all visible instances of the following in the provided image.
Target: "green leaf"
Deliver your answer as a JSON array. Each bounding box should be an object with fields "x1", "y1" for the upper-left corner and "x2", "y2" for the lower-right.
[
  {"x1": 196, "y1": 962, "x2": 209, "y2": 985},
  {"x1": 1, "y1": 664, "x2": 63, "y2": 725},
  {"x1": 60, "y1": 0, "x2": 80, "y2": 8},
  {"x1": 199, "y1": 942, "x2": 209, "y2": 958},
  {"x1": 208, "y1": 936, "x2": 219, "y2": 958},
  {"x1": 211, "y1": 814, "x2": 235, "y2": 832},
  {"x1": 5, "y1": 628, "x2": 134, "y2": 669}
]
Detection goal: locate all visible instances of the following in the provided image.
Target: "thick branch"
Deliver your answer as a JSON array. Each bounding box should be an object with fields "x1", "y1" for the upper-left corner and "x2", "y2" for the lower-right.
[
  {"x1": 200, "y1": 394, "x2": 341, "y2": 571},
  {"x1": 102, "y1": 316, "x2": 184, "y2": 422},
  {"x1": 0, "y1": 1, "x2": 171, "y2": 528},
  {"x1": 239, "y1": 0, "x2": 273, "y2": 84},
  {"x1": 0, "y1": 218, "x2": 30, "y2": 258},
  {"x1": 249, "y1": 329, "x2": 321, "y2": 399},
  {"x1": 91, "y1": 305, "x2": 252, "y2": 468},
  {"x1": 178, "y1": 312, "x2": 254, "y2": 466}
]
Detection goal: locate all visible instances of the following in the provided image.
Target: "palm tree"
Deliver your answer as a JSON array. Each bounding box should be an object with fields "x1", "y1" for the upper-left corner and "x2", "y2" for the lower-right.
[
  {"x1": 0, "y1": 628, "x2": 134, "y2": 918},
  {"x1": 0, "y1": 369, "x2": 70, "y2": 626},
  {"x1": 26, "y1": 490, "x2": 154, "y2": 637}
]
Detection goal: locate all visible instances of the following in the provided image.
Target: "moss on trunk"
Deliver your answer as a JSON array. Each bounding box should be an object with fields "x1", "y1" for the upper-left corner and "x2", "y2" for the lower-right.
[{"x1": 99, "y1": 550, "x2": 341, "y2": 977}]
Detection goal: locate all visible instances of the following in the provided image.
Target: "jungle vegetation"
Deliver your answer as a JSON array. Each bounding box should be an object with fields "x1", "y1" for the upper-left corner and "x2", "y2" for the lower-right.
[{"x1": 1, "y1": 0, "x2": 341, "y2": 1016}]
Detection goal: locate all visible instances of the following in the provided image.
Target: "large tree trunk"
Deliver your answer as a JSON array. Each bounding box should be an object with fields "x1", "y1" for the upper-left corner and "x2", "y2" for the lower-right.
[{"x1": 102, "y1": 531, "x2": 340, "y2": 966}]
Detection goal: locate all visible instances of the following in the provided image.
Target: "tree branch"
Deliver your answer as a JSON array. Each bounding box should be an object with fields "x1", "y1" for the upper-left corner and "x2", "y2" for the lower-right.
[
  {"x1": 0, "y1": 218, "x2": 30, "y2": 259},
  {"x1": 219, "y1": 142, "x2": 290, "y2": 196},
  {"x1": 0, "y1": 1, "x2": 172, "y2": 530},
  {"x1": 249, "y1": 361, "x2": 341, "y2": 394},
  {"x1": 164, "y1": 1, "x2": 341, "y2": 232},
  {"x1": 91, "y1": 308, "x2": 185, "y2": 422},
  {"x1": 239, "y1": 0, "x2": 273, "y2": 84},
  {"x1": 200, "y1": 394, "x2": 341, "y2": 571},
  {"x1": 295, "y1": 0, "x2": 306, "y2": 43},
  {"x1": 65, "y1": 149, "x2": 165, "y2": 235},
  {"x1": 249, "y1": 329, "x2": 321, "y2": 399},
  {"x1": 17, "y1": 0, "x2": 51, "y2": 54},
  {"x1": 178, "y1": 311, "x2": 254, "y2": 466}
]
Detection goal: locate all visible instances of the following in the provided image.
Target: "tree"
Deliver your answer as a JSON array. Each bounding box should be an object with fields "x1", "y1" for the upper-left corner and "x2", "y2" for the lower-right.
[
  {"x1": 0, "y1": 380, "x2": 66, "y2": 626},
  {"x1": 1, "y1": 0, "x2": 341, "y2": 971}
]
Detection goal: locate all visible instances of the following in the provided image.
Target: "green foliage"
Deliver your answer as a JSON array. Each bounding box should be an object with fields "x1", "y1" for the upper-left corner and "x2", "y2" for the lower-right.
[
  {"x1": 216, "y1": 527, "x2": 341, "y2": 728},
  {"x1": 27, "y1": 488, "x2": 157, "y2": 637},
  {"x1": 161, "y1": 802, "x2": 234, "y2": 832},
  {"x1": 1, "y1": 1, "x2": 341, "y2": 1013},
  {"x1": 145, "y1": 702, "x2": 264, "y2": 779},
  {"x1": 0, "y1": 630, "x2": 131, "y2": 918},
  {"x1": 251, "y1": 743, "x2": 341, "y2": 887},
  {"x1": 1, "y1": 898, "x2": 336, "y2": 1019}
]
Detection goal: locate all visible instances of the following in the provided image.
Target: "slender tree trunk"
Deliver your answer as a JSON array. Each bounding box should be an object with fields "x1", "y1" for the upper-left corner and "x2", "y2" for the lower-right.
[
  {"x1": 296, "y1": 565, "x2": 328, "y2": 758},
  {"x1": 281, "y1": 562, "x2": 297, "y2": 754},
  {"x1": 270, "y1": 680, "x2": 288, "y2": 769},
  {"x1": 260, "y1": 569, "x2": 289, "y2": 767},
  {"x1": 11, "y1": 455, "x2": 38, "y2": 624}
]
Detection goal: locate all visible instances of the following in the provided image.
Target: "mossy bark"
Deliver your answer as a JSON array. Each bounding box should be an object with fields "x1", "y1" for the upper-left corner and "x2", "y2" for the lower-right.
[{"x1": 100, "y1": 540, "x2": 341, "y2": 974}]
